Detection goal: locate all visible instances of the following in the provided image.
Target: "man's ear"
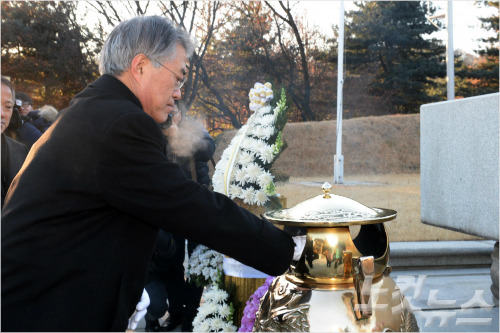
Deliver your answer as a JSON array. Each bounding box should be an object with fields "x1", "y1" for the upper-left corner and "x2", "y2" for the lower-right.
[{"x1": 130, "y1": 54, "x2": 149, "y2": 82}]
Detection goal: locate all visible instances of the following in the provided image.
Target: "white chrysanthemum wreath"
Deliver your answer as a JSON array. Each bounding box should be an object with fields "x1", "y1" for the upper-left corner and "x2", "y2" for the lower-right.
[
  {"x1": 188, "y1": 82, "x2": 289, "y2": 332},
  {"x1": 212, "y1": 82, "x2": 289, "y2": 207},
  {"x1": 192, "y1": 283, "x2": 238, "y2": 332},
  {"x1": 186, "y1": 245, "x2": 224, "y2": 288},
  {"x1": 186, "y1": 245, "x2": 232, "y2": 332}
]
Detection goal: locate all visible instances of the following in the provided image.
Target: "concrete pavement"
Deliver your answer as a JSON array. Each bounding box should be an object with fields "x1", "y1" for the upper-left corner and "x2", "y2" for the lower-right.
[{"x1": 392, "y1": 266, "x2": 498, "y2": 332}]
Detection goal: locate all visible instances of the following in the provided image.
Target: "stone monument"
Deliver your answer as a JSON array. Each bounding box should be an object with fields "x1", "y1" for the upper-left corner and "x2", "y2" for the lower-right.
[{"x1": 420, "y1": 93, "x2": 499, "y2": 304}]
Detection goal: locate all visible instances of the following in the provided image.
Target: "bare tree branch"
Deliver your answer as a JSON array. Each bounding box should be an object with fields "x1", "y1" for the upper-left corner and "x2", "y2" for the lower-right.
[
  {"x1": 265, "y1": 0, "x2": 315, "y2": 121},
  {"x1": 85, "y1": 1, "x2": 115, "y2": 26},
  {"x1": 264, "y1": 0, "x2": 289, "y2": 24},
  {"x1": 134, "y1": 1, "x2": 145, "y2": 15},
  {"x1": 106, "y1": 1, "x2": 123, "y2": 23}
]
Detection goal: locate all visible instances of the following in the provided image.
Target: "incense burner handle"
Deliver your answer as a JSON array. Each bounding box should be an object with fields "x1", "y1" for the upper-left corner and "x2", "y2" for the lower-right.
[{"x1": 352, "y1": 256, "x2": 375, "y2": 320}]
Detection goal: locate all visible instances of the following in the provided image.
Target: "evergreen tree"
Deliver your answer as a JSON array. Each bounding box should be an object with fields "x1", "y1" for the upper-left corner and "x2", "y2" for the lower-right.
[
  {"x1": 456, "y1": 1, "x2": 499, "y2": 97},
  {"x1": 344, "y1": 1, "x2": 446, "y2": 113}
]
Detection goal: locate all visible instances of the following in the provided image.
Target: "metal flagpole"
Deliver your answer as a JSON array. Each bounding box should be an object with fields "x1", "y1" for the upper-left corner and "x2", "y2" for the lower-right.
[
  {"x1": 447, "y1": 0, "x2": 455, "y2": 100},
  {"x1": 427, "y1": 0, "x2": 453, "y2": 100},
  {"x1": 334, "y1": 0, "x2": 345, "y2": 184}
]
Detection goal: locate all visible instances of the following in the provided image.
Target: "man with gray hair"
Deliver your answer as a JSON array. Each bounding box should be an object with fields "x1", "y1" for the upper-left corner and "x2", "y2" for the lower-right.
[
  {"x1": 1, "y1": 76, "x2": 28, "y2": 208},
  {"x1": 2, "y1": 16, "x2": 298, "y2": 331}
]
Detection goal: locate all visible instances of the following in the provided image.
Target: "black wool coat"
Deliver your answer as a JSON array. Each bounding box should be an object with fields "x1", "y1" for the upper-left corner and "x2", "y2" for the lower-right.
[{"x1": 1, "y1": 74, "x2": 295, "y2": 332}]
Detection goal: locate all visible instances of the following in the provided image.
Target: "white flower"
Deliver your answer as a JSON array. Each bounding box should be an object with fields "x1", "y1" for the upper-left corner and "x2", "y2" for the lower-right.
[
  {"x1": 190, "y1": 256, "x2": 200, "y2": 265},
  {"x1": 248, "y1": 126, "x2": 263, "y2": 139},
  {"x1": 228, "y1": 184, "x2": 241, "y2": 199},
  {"x1": 257, "y1": 145, "x2": 275, "y2": 164},
  {"x1": 242, "y1": 139, "x2": 257, "y2": 154},
  {"x1": 239, "y1": 137, "x2": 253, "y2": 151},
  {"x1": 219, "y1": 304, "x2": 232, "y2": 318},
  {"x1": 210, "y1": 257, "x2": 221, "y2": 267},
  {"x1": 257, "y1": 105, "x2": 272, "y2": 116},
  {"x1": 196, "y1": 303, "x2": 211, "y2": 318},
  {"x1": 192, "y1": 314, "x2": 201, "y2": 328},
  {"x1": 211, "y1": 317, "x2": 226, "y2": 331},
  {"x1": 202, "y1": 267, "x2": 212, "y2": 280},
  {"x1": 241, "y1": 187, "x2": 256, "y2": 205},
  {"x1": 261, "y1": 126, "x2": 275, "y2": 139},
  {"x1": 193, "y1": 265, "x2": 202, "y2": 275},
  {"x1": 255, "y1": 139, "x2": 268, "y2": 153},
  {"x1": 210, "y1": 271, "x2": 219, "y2": 284},
  {"x1": 237, "y1": 151, "x2": 255, "y2": 165},
  {"x1": 245, "y1": 163, "x2": 263, "y2": 182},
  {"x1": 234, "y1": 168, "x2": 247, "y2": 185},
  {"x1": 257, "y1": 171, "x2": 274, "y2": 188},
  {"x1": 212, "y1": 288, "x2": 229, "y2": 303},
  {"x1": 192, "y1": 284, "x2": 235, "y2": 332},
  {"x1": 195, "y1": 320, "x2": 211, "y2": 332},
  {"x1": 259, "y1": 114, "x2": 275, "y2": 126},
  {"x1": 186, "y1": 245, "x2": 223, "y2": 286},
  {"x1": 229, "y1": 184, "x2": 242, "y2": 199},
  {"x1": 203, "y1": 288, "x2": 217, "y2": 301},
  {"x1": 205, "y1": 302, "x2": 219, "y2": 316},
  {"x1": 222, "y1": 322, "x2": 237, "y2": 332},
  {"x1": 212, "y1": 171, "x2": 224, "y2": 193},
  {"x1": 254, "y1": 189, "x2": 270, "y2": 206},
  {"x1": 250, "y1": 124, "x2": 274, "y2": 140}
]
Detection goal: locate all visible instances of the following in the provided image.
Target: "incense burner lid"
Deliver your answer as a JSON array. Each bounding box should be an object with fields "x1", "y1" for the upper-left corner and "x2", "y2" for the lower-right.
[{"x1": 264, "y1": 182, "x2": 397, "y2": 226}]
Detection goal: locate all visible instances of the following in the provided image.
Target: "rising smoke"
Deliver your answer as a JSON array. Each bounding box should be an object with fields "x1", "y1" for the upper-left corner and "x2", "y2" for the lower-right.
[{"x1": 167, "y1": 114, "x2": 209, "y2": 159}]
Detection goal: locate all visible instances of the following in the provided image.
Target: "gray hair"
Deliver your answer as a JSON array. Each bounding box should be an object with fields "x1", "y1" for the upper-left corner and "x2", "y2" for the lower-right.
[
  {"x1": 39, "y1": 105, "x2": 59, "y2": 122},
  {"x1": 99, "y1": 16, "x2": 194, "y2": 76},
  {"x1": 1, "y1": 76, "x2": 15, "y2": 99}
]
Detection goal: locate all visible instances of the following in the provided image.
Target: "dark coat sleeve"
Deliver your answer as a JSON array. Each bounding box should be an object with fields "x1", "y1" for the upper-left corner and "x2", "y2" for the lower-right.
[
  {"x1": 17, "y1": 121, "x2": 42, "y2": 149},
  {"x1": 97, "y1": 112, "x2": 294, "y2": 276},
  {"x1": 193, "y1": 128, "x2": 216, "y2": 162},
  {"x1": 194, "y1": 129, "x2": 215, "y2": 186},
  {"x1": 27, "y1": 110, "x2": 53, "y2": 133}
]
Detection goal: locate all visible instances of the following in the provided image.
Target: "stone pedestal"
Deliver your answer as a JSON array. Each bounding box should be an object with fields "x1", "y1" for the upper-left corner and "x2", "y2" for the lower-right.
[{"x1": 492, "y1": 242, "x2": 499, "y2": 306}]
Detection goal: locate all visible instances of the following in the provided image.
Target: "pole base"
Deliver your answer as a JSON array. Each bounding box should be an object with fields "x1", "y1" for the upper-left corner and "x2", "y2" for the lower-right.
[{"x1": 334, "y1": 155, "x2": 344, "y2": 184}]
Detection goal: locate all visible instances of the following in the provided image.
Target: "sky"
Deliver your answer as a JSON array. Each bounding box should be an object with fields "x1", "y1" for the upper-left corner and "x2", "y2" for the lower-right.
[
  {"x1": 81, "y1": 1, "x2": 498, "y2": 56},
  {"x1": 299, "y1": 0, "x2": 498, "y2": 55}
]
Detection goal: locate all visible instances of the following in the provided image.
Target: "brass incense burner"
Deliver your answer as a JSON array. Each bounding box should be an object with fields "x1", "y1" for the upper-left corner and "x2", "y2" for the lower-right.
[{"x1": 254, "y1": 183, "x2": 419, "y2": 332}]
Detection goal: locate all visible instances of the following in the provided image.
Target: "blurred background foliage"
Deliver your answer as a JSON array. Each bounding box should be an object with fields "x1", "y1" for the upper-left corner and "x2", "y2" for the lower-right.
[{"x1": 1, "y1": 1, "x2": 498, "y2": 135}]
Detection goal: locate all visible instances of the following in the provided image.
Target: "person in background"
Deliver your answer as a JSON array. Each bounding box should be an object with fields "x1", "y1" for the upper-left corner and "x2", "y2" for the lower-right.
[
  {"x1": 15, "y1": 92, "x2": 34, "y2": 117},
  {"x1": 6, "y1": 92, "x2": 56, "y2": 149},
  {"x1": 143, "y1": 228, "x2": 178, "y2": 332},
  {"x1": 1, "y1": 16, "x2": 300, "y2": 332},
  {"x1": 1, "y1": 77, "x2": 28, "y2": 207},
  {"x1": 165, "y1": 107, "x2": 216, "y2": 333},
  {"x1": 26, "y1": 104, "x2": 58, "y2": 133},
  {"x1": 143, "y1": 105, "x2": 216, "y2": 332},
  {"x1": 38, "y1": 105, "x2": 59, "y2": 122}
]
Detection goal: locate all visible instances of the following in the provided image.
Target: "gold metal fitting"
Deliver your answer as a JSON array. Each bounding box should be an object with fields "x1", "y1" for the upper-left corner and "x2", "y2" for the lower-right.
[{"x1": 322, "y1": 182, "x2": 332, "y2": 199}]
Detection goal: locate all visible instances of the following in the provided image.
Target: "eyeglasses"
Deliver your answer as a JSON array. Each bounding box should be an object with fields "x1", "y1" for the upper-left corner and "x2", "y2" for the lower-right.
[{"x1": 152, "y1": 59, "x2": 187, "y2": 90}]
